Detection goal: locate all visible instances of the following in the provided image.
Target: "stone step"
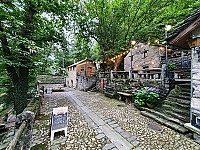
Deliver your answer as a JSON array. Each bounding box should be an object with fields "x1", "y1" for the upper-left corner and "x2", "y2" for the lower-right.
[
  {"x1": 176, "y1": 98, "x2": 191, "y2": 105},
  {"x1": 163, "y1": 100, "x2": 190, "y2": 110},
  {"x1": 170, "y1": 94, "x2": 190, "y2": 100},
  {"x1": 161, "y1": 104, "x2": 190, "y2": 116},
  {"x1": 105, "y1": 92, "x2": 116, "y2": 98},
  {"x1": 181, "y1": 88, "x2": 191, "y2": 93},
  {"x1": 180, "y1": 91, "x2": 191, "y2": 96},
  {"x1": 141, "y1": 111, "x2": 188, "y2": 134},
  {"x1": 177, "y1": 95, "x2": 190, "y2": 100},
  {"x1": 165, "y1": 110, "x2": 190, "y2": 123},
  {"x1": 141, "y1": 107, "x2": 184, "y2": 125},
  {"x1": 178, "y1": 84, "x2": 191, "y2": 88},
  {"x1": 162, "y1": 97, "x2": 190, "y2": 107}
]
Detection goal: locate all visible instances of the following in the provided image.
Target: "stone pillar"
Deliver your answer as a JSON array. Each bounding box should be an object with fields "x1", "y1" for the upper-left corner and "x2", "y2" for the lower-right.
[
  {"x1": 129, "y1": 70, "x2": 132, "y2": 79},
  {"x1": 191, "y1": 49, "x2": 200, "y2": 126},
  {"x1": 185, "y1": 49, "x2": 200, "y2": 144},
  {"x1": 161, "y1": 64, "x2": 166, "y2": 86},
  {"x1": 111, "y1": 70, "x2": 114, "y2": 80}
]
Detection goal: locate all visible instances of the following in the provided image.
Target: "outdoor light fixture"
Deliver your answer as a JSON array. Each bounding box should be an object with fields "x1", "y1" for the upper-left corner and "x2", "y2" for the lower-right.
[
  {"x1": 136, "y1": 64, "x2": 139, "y2": 68},
  {"x1": 154, "y1": 39, "x2": 159, "y2": 43},
  {"x1": 165, "y1": 25, "x2": 172, "y2": 31},
  {"x1": 130, "y1": 40, "x2": 136, "y2": 78},
  {"x1": 151, "y1": 60, "x2": 155, "y2": 65},
  {"x1": 188, "y1": 36, "x2": 200, "y2": 62},
  {"x1": 132, "y1": 40, "x2": 136, "y2": 45}
]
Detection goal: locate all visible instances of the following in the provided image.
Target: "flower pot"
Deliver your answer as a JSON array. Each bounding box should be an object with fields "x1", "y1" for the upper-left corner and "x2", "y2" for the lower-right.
[{"x1": 146, "y1": 103, "x2": 155, "y2": 109}]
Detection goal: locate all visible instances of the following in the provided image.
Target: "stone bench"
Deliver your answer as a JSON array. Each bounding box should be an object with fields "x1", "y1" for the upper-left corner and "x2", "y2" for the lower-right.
[{"x1": 117, "y1": 92, "x2": 133, "y2": 104}]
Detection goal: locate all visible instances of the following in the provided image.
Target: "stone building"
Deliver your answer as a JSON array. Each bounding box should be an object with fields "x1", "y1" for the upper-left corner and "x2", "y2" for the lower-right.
[
  {"x1": 166, "y1": 8, "x2": 200, "y2": 143},
  {"x1": 66, "y1": 58, "x2": 96, "y2": 90},
  {"x1": 124, "y1": 43, "x2": 162, "y2": 71}
]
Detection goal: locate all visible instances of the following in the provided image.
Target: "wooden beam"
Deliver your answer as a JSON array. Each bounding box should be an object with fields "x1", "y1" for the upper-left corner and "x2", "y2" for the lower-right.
[{"x1": 169, "y1": 17, "x2": 200, "y2": 45}]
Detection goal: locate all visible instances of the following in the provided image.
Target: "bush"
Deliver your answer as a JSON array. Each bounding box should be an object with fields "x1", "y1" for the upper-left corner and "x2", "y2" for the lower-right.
[
  {"x1": 168, "y1": 63, "x2": 176, "y2": 72},
  {"x1": 134, "y1": 87, "x2": 160, "y2": 105}
]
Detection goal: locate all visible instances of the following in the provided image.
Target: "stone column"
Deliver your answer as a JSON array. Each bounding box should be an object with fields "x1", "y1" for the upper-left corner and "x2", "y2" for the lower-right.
[
  {"x1": 129, "y1": 70, "x2": 132, "y2": 79},
  {"x1": 191, "y1": 49, "x2": 200, "y2": 124},
  {"x1": 111, "y1": 70, "x2": 114, "y2": 80}
]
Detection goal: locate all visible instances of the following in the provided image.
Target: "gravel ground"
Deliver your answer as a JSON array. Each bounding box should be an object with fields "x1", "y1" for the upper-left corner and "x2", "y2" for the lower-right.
[{"x1": 30, "y1": 88, "x2": 200, "y2": 150}]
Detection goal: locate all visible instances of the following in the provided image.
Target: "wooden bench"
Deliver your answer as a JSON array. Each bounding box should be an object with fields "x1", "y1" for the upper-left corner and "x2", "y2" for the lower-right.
[{"x1": 117, "y1": 92, "x2": 133, "y2": 104}]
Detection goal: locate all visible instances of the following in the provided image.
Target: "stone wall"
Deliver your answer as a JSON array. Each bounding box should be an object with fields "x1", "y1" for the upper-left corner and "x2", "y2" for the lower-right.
[
  {"x1": 191, "y1": 51, "x2": 200, "y2": 119},
  {"x1": 37, "y1": 75, "x2": 65, "y2": 84},
  {"x1": 124, "y1": 43, "x2": 161, "y2": 71},
  {"x1": 77, "y1": 76, "x2": 97, "y2": 91},
  {"x1": 96, "y1": 78, "x2": 167, "y2": 100},
  {"x1": 66, "y1": 66, "x2": 76, "y2": 88}
]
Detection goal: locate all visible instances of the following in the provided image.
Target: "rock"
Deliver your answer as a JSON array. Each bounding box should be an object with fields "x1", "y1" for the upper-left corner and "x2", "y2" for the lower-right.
[{"x1": 7, "y1": 115, "x2": 16, "y2": 123}]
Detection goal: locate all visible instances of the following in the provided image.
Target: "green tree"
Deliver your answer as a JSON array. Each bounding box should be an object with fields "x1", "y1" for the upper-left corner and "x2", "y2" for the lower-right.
[
  {"x1": 71, "y1": 0, "x2": 198, "y2": 71},
  {"x1": 0, "y1": 0, "x2": 72, "y2": 114}
]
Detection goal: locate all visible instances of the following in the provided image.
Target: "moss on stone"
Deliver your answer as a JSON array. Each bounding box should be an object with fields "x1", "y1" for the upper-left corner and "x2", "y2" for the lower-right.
[
  {"x1": 30, "y1": 100, "x2": 38, "y2": 112},
  {"x1": 31, "y1": 143, "x2": 47, "y2": 150}
]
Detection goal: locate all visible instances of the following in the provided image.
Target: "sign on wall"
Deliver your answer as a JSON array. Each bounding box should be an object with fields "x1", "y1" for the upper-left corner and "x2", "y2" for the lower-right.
[{"x1": 51, "y1": 107, "x2": 68, "y2": 141}]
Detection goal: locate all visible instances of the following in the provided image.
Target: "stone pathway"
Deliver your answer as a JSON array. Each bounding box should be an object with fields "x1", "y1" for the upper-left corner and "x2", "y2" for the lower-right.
[
  {"x1": 30, "y1": 88, "x2": 200, "y2": 150},
  {"x1": 66, "y1": 91, "x2": 134, "y2": 150}
]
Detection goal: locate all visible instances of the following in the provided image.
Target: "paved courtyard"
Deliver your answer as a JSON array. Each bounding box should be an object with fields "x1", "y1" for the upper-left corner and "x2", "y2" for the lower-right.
[{"x1": 30, "y1": 88, "x2": 200, "y2": 150}]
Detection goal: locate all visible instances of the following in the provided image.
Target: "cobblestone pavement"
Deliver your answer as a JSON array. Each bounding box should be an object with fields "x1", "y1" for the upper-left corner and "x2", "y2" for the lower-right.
[{"x1": 30, "y1": 88, "x2": 200, "y2": 150}]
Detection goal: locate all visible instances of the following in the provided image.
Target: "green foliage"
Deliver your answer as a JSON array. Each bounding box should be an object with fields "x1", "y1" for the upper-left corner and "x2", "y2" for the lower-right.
[
  {"x1": 168, "y1": 63, "x2": 176, "y2": 72},
  {"x1": 134, "y1": 87, "x2": 160, "y2": 105},
  {"x1": 71, "y1": 0, "x2": 198, "y2": 70},
  {"x1": 0, "y1": 0, "x2": 74, "y2": 114}
]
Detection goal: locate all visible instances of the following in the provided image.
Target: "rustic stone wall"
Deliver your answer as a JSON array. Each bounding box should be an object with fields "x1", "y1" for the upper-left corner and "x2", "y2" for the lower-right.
[
  {"x1": 77, "y1": 76, "x2": 97, "y2": 91},
  {"x1": 37, "y1": 75, "x2": 65, "y2": 84},
  {"x1": 96, "y1": 78, "x2": 167, "y2": 100},
  {"x1": 191, "y1": 51, "x2": 200, "y2": 117},
  {"x1": 124, "y1": 43, "x2": 161, "y2": 71},
  {"x1": 66, "y1": 66, "x2": 76, "y2": 88}
]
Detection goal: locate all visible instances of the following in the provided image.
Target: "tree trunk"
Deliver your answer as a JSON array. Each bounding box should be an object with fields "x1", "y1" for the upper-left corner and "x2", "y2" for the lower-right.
[
  {"x1": 113, "y1": 55, "x2": 126, "y2": 71},
  {"x1": 14, "y1": 67, "x2": 29, "y2": 115}
]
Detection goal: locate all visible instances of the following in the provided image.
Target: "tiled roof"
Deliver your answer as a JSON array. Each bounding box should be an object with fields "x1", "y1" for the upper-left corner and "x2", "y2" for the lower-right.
[{"x1": 66, "y1": 58, "x2": 94, "y2": 68}]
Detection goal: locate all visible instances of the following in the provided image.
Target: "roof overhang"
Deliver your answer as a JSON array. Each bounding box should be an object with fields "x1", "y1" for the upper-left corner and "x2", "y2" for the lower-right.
[{"x1": 167, "y1": 16, "x2": 200, "y2": 50}]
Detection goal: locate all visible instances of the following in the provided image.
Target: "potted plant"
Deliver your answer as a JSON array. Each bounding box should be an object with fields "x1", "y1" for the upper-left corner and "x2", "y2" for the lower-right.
[
  {"x1": 168, "y1": 63, "x2": 176, "y2": 78},
  {"x1": 134, "y1": 87, "x2": 160, "y2": 108}
]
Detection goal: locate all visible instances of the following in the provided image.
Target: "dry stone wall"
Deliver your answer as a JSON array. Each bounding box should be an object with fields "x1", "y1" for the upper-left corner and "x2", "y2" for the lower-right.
[{"x1": 37, "y1": 75, "x2": 65, "y2": 84}]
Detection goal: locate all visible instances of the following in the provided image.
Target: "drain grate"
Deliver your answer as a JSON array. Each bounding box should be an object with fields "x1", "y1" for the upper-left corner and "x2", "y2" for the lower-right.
[
  {"x1": 147, "y1": 123, "x2": 163, "y2": 132},
  {"x1": 117, "y1": 105, "x2": 125, "y2": 107}
]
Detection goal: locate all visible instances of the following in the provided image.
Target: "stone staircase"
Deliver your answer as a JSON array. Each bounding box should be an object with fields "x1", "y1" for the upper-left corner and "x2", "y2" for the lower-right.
[{"x1": 141, "y1": 82, "x2": 191, "y2": 134}]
